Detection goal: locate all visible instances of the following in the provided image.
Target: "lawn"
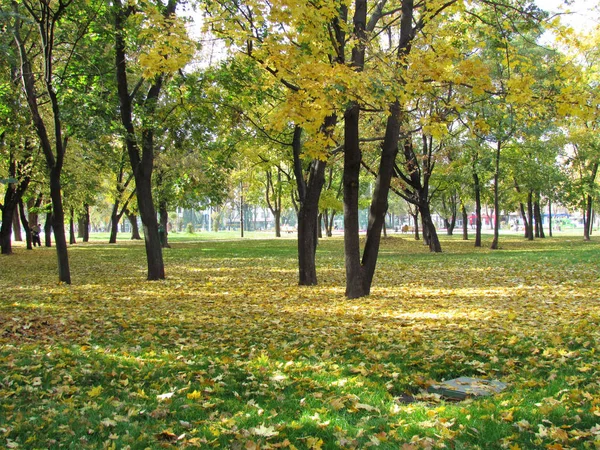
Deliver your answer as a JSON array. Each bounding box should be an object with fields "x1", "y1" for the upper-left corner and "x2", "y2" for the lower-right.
[{"x1": 1, "y1": 234, "x2": 599, "y2": 449}]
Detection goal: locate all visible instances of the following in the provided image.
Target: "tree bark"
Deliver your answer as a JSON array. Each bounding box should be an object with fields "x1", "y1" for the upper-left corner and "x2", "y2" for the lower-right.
[
  {"x1": 412, "y1": 211, "x2": 420, "y2": 240},
  {"x1": 548, "y1": 200, "x2": 553, "y2": 238},
  {"x1": 527, "y1": 190, "x2": 534, "y2": 241},
  {"x1": 583, "y1": 162, "x2": 598, "y2": 241},
  {"x1": 18, "y1": 200, "x2": 32, "y2": 250},
  {"x1": 69, "y1": 208, "x2": 76, "y2": 245},
  {"x1": 265, "y1": 168, "x2": 282, "y2": 237},
  {"x1": 127, "y1": 210, "x2": 142, "y2": 240},
  {"x1": 81, "y1": 204, "x2": 90, "y2": 242},
  {"x1": 0, "y1": 203, "x2": 16, "y2": 255},
  {"x1": 360, "y1": 101, "x2": 404, "y2": 293},
  {"x1": 44, "y1": 212, "x2": 53, "y2": 247},
  {"x1": 109, "y1": 203, "x2": 121, "y2": 243},
  {"x1": 490, "y1": 141, "x2": 501, "y2": 250},
  {"x1": 473, "y1": 168, "x2": 482, "y2": 247},
  {"x1": 159, "y1": 201, "x2": 170, "y2": 248},
  {"x1": 1, "y1": 174, "x2": 29, "y2": 254},
  {"x1": 534, "y1": 195, "x2": 545, "y2": 238},
  {"x1": 420, "y1": 202, "x2": 442, "y2": 252},
  {"x1": 13, "y1": 208, "x2": 22, "y2": 241},
  {"x1": 584, "y1": 195, "x2": 593, "y2": 241},
  {"x1": 462, "y1": 203, "x2": 468, "y2": 240},
  {"x1": 317, "y1": 213, "x2": 323, "y2": 239}
]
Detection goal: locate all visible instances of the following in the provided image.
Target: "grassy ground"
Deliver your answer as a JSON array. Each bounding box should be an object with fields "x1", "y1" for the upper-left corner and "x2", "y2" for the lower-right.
[{"x1": 1, "y1": 233, "x2": 599, "y2": 449}]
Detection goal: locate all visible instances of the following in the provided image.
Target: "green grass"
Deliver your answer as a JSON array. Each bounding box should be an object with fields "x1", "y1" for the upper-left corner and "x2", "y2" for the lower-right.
[{"x1": 1, "y1": 233, "x2": 600, "y2": 449}]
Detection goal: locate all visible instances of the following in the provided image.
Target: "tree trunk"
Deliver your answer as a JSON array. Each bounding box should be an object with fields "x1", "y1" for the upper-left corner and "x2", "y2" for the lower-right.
[
  {"x1": 462, "y1": 203, "x2": 468, "y2": 240},
  {"x1": 82, "y1": 204, "x2": 90, "y2": 242},
  {"x1": 274, "y1": 211, "x2": 281, "y2": 237},
  {"x1": 519, "y1": 202, "x2": 529, "y2": 239},
  {"x1": 18, "y1": 199, "x2": 32, "y2": 250},
  {"x1": 78, "y1": 215, "x2": 85, "y2": 239},
  {"x1": 49, "y1": 171, "x2": 71, "y2": 281},
  {"x1": 296, "y1": 163, "x2": 324, "y2": 285},
  {"x1": 12, "y1": 208, "x2": 22, "y2": 241},
  {"x1": 584, "y1": 194, "x2": 593, "y2": 241},
  {"x1": 329, "y1": 211, "x2": 336, "y2": 237},
  {"x1": 343, "y1": 101, "x2": 365, "y2": 298},
  {"x1": 109, "y1": 201, "x2": 120, "y2": 243},
  {"x1": 69, "y1": 208, "x2": 76, "y2": 245},
  {"x1": 548, "y1": 200, "x2": 553, "y2": 238},
  {"x1": 159, "y1": 201, "x2": 170, "y2": 248},
  {"x1": 473, "y1": 171, "x2": 482, "y2": 247},
  {"x1": 420, "y1": 202, "x2": 442, "y2": 252},
  {"x1": 1, "y1": 153, "x2": 31, "y2": 253},
  {"x1": 1, "y1": 204, "x2": 16, "y2": 255},
  {"x1": 127, "y1": 210, "x2": 142, "y2": 240},
  {"x1": 360, "y1": 101, "x2": 404, "y2": 293},
  {"x1": 535, "y1": 195, "x2": 545, "y2": 238},
  {"x1": 317, "y1": 213, "x2": 323, "y2": 239},
  {"x1": 44, "y1": 212, "x2": 53, "y2": 247},
  {"x1": 422, "y1": 212, "x2": 430, "y2": 246},
  {"x1": 490, "y1": 143, "x2": 501, "y2": 250},
  {"x1": 412, "y1": 212, "x2": 420, "y2": 240},
  {"x1": 527, "y1": 190, "x2": 534, "y2": 241},
  {"x1": 293, "y1": 124, "x2": 328, "y2": 286}
]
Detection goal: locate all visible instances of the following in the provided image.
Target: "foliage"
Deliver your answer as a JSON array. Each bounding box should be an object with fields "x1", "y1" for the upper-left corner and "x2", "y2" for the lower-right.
[{"x1": 2, "y1": 236, "x2": 600, "y2": 448}]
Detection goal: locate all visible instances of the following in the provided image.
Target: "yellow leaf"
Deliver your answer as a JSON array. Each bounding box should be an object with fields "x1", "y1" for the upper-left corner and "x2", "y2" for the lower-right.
[
  {"x1": 87, "y1": 386, "x2": 103, "y2": 398},
  {"x1": 187, "y1": 390, "x2": 202, "y2": 400}
]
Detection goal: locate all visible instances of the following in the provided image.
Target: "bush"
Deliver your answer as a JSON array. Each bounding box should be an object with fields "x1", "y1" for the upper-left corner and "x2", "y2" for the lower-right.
[{"x1": 185, "y1": 223, "x2": 195, "y2": 234}]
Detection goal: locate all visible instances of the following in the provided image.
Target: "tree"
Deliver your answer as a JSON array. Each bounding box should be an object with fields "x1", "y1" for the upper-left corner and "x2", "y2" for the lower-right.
[
  {"x1": 9, "y1": 0, "x2": 96, "y2": 282},
  {"x1": 113, "y1": 0, "x2": 194, "y2": 279}
]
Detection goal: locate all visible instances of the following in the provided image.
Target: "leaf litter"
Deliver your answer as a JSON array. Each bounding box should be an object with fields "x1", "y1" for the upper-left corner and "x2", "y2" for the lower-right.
[{"x1": 1, "y1": 236, "x2": 599, "y2": 449}]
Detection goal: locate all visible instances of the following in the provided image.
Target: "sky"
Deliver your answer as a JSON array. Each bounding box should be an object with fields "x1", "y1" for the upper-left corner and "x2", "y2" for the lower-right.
[{"x1": 537, "y1": 0, "x2": 599, "y2": 32}]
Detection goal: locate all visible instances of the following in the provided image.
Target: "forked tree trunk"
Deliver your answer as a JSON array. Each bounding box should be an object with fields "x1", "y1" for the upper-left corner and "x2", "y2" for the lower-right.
[
  {"x1": 357, "y1": 100, "x2": 403, "y2": 296},
  {"x1": 534, "y1": 195, "x2": 545, "y2": 238},
  {"x1": 294, "y1": 124, "x2": 328, "y2": 286},
  {"x1": 127, "y1": 210, "x2": 142, "y2": 240}
]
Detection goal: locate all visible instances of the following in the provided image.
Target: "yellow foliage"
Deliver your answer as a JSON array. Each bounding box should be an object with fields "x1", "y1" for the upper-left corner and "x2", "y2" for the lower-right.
[{"x1": 137, "y1": 6, "x2": 195, "y2": 80}]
